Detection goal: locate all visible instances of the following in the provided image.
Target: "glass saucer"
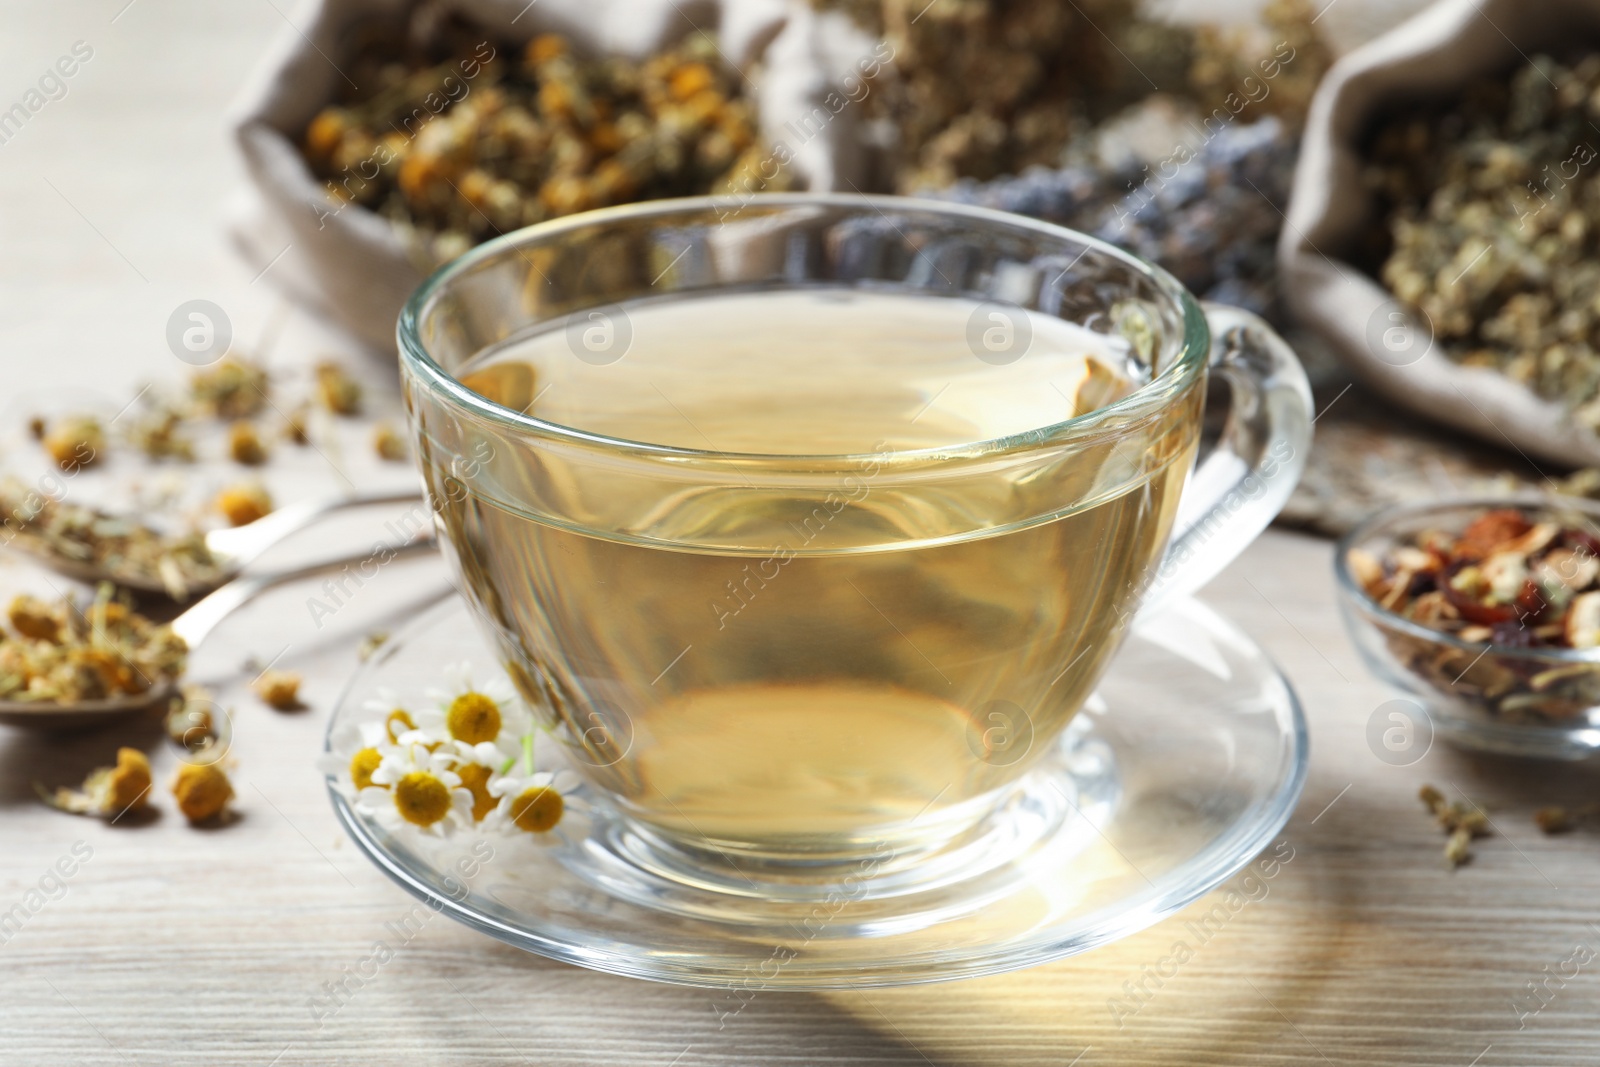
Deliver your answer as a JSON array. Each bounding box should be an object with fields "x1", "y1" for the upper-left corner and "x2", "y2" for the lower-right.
[{"x1": 326, "y1": 595, "x2": 1306, "y2": 989}]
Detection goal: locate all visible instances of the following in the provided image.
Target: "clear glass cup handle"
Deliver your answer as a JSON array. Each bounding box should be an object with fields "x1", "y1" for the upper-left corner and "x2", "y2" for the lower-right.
[{"x1": 1139, "y1": 303, "x2": 1313, "y2": 615}]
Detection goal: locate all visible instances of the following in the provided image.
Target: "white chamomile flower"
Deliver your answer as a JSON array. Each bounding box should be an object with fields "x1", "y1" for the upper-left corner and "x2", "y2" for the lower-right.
[
  {"x1": 488, "y1": 769, "x2": 583, "y2": 836},
  {"x1": 425, "y1": 660, "x2": 529, "y2": 751},
  {"x1": 361, "y1": 743, "x2": 473, "y2": 836},
  {"x1": 362, "y1": 687, "x2": 426, "y2": 744},
  {"x1": 317, "y1": 720, "x2": 394, "y2": 800}
]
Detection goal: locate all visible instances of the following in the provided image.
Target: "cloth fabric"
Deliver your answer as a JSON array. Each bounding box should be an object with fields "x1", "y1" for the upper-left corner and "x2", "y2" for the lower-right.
[
  {"x1": 1279, "y1": 0, "x2": 1600, "y2": 467},
  {"x1": 226, "y1": 0, "x2": 852, "y2": 350}
]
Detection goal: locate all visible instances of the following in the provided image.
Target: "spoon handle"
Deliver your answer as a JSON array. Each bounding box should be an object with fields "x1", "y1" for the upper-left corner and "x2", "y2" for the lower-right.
[
  {"x1": 170, "y1": 537, "x2": 439, "y2": 648},
  {"x1": 203, "y1": 489, "x2": 426, "y2": 569}
]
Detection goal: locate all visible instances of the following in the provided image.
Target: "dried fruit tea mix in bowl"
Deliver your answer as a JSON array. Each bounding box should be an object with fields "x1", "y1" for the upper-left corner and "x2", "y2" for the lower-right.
[{"x1": 1337, "y1": 497, "x2": 1600, "y2": 759}]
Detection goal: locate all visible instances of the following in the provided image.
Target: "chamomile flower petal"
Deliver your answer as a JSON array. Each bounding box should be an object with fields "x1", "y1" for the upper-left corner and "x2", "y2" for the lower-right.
[
  {"x1": 355, "y1": 785, "x2": 392, "y2": 812},
  {"x1": 487, "y1": 769, "x2": 585, "y2": 836},
  {"x1": 362, "y1": 688, "x2": 423, "y2": 743},
  {"x1": 453, "y1": 739, "x2": 514, "y2": 770},
  {"x1": 427, "y1": 661, "x2": 522, "y2": 746},
  {"x1": 320, "y1": 721, "x2": 398, "y2": 797}
]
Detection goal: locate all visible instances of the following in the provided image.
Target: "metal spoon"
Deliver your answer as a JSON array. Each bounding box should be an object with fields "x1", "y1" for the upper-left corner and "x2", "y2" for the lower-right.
[
  {"x1": 0, "y1": 536, "x2": 441, "y2": 730},
  {"x1": 6, "y1": 488, "x2": 426, "y2": 599}
]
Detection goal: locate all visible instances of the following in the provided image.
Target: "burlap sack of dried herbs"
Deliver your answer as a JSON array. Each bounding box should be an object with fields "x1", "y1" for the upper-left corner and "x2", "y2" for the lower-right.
[
  {"x1": 1282, "y1": 0, "x2": 1600, "y2": 469},
  {"x1": 227, "y1": 0, "x2": 863, "y2": 350}
]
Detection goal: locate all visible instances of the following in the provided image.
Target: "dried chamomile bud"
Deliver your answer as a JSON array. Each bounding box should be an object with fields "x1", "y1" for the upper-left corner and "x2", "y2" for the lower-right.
[
  {"x1": 41, "y1": 415, "x2": 104, "y2": 472},
  {"x1": 315, "y1": 361, "x2": 362, "y2": 415},
  {"x1": 1, "y1": 586, "x2": 185, "y2": 704},
  {"x1": 44, "y1": 747, "x2": 153, "y2": 818},
  {"x1": 192, "y1": 358, "x2": 268, "y2": 420},
  {"x1": 253, "y1": 669, "x2": 303, "y2": 711},
  {"x1": 7, "y1": 594, "x2": 61, "y2": 643},
  {"x1": 171, "y1": 761, "x2": 234, "y2": 824},
  {"x1": 373, "y1": 422, "x2": 408, "y2": 462},
  {"x1": 228, "y1": 421, "x2": 269, "y2": 466},
  {"x1": 216, "y1": 482, "x2": 272, "y2": 527}
]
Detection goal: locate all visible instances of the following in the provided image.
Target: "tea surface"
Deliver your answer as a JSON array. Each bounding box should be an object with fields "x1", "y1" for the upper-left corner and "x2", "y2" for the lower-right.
[{"x1": 462, "y1": 288, "x2": 1142, "y2": 453}]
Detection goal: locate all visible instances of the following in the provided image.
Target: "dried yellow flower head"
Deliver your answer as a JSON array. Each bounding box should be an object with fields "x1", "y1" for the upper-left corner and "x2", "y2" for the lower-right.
[
  {"x1": 283, "y1": 405, "x2": 310, "y2": 446},
  {"x1": 47, "y1": 747, "x2": 154, "y2": 818},
  {"x1": 2, "y1": 587, "x2": 185, "y2": 704},
  {"x1": 1535, "y1": 806, "x2": 1572, "y2": 834},
  {"x1": 171, "y1": 761, "x2": 233, "y2": 823},
  {"x1": 373, "y1": 422, "x2": 408, "y2": 462},
  {"x1": 42, "y1": 415, "x2": 104, "y2": 472},
  {"x1": 105, "y1": 748, "x2": 153, "y2": 813},
  {"x1": 165, "y1": 694, "x2": 220, "y2": 756},
  {"x1": 253, "y1": 669, "x2": 303, "y2": 710},
  {"x1": 191, "y1": 358, "x2": 268, "y2": 419},
  {"x1": 315, "y1": 361, "x2": 362, "y2": 416},
  {"x1": 216, "y1": 482, "x2": 272, "y2": 527},
  {"x1": 228, "y1": 421, "x2": 269, "y2": 466},
  {"x1": 7, "y1": 594, "x2": 61, "y2": 643}
]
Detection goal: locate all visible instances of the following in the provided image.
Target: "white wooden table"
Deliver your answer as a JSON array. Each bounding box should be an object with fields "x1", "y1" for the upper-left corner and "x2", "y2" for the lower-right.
[{"x1": 5, "y1": 2, "x2": 1590, "y2": 1064}]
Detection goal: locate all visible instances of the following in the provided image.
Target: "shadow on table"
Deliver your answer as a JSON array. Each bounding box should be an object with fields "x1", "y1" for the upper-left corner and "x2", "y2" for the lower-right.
[{"x1": 0, "y1": 707, "x2": 167, "y2": 815}]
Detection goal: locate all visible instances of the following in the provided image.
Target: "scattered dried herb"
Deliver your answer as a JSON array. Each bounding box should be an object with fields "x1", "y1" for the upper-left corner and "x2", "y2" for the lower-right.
[
  {"x1": 373, "y1": 422, "x2": 407, "y2": 462},
  {"x1": 1351, "y1": 506, "x2": 1600, "y2": 722},
  {"x1": 165, "y1": 689, "x2": 223, "y2": 758},
  {"x1": 191, "y1": 358, "x2": 269, "y2": 420},
  {"x1": 1420, "y1": 783, "x2": 1490, "y2": 868},
  {"x1": 357, "y1": 630, "x2": 390, "y2": 661},
  {"x1": 0, "y1": 585, "x2": 186, "y2": 704},
  {"x1": 40, "y1": 415, "x2": 104, "y2": 473},
  {"x1": 253, "y1": 669, "x2": 303, "y2": 710},
  {"x1": 1368, "y1": 54, "x2": 1600, "y2": 425},
  {"x1": 0, "y1": 479, "x2": 223, "y2": 598},
  {"x1": 44, "y1": 747, "x2": 153, "y2": 817},
  {"x1": 314, "y1": 361, "x2": 362, "y2": 416},
  {"x1": 302, "y1": 12, "x2": 783, "y2": 264},
  {"x1": 826, "y1": 0, "x2": 1325, "y2": 195},
  {"x1": 215, "y1": 482, "x2": 273, "y2": 527},
  {"x1": 127, "y1": 406, "x2": 196, "y2": 462},
  {"x1": 1353, "y1": 508, "x2": 1600, "y2": 649},
  {"x1": 227, "y1": 421, "x2": 270, "y2": 466},
  {"x1": 1535, "y1": 805, "x2": 1573, "y2": 833},
  {"x1": 171, "y1": 761, "x2": 234, "y2": 823},
  {"x1": 284, "y1": 405, "x2": 311, "y2": 445}
]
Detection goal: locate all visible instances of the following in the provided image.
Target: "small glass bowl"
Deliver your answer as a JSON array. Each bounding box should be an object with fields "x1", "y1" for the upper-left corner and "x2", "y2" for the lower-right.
[{"x1": 1335, "y1": 496, "x2": 1600, "y2": 760}]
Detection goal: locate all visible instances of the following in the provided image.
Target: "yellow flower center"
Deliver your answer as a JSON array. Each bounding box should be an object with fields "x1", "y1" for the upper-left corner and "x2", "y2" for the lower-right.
[
  {"x1": 447, "y1": 691, "x2": 501, "y2": 744},
  {"x1": 510, "y1": 785, "x2": 563, "y2": 833},
  {"x1": 393, "y1": 772, "x2": 452, "y2": 826},
  {"x1": 171, "y1": 762, "x2": 233, "y2": 824},
  {"x1": 106, "y1": 747, "x2": 152, "y2": 813},
  {"x1": 350, "y1": 748, "x2": 383, "y2": 791},
  {"x1": 457, "y1": 763, "x2": 497, "y2": 821},
  {"x1": 385, "y1": 708, "x2": 416, "y2": 742}
]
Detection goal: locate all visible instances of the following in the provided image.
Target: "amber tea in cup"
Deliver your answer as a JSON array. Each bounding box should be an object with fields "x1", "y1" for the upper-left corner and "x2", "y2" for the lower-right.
[{"x1": 400, "y1": 195, "x2": 1310, "y2": 884}]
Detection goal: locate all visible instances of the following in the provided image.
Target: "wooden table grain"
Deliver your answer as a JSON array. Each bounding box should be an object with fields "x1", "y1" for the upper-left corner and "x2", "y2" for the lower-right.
[{"x1": 2, "y1": 2, "x2": 1593, "y2": 1064}]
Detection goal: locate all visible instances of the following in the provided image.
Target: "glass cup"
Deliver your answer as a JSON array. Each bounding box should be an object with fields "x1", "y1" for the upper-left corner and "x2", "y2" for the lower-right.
[{"x1": 398, "y1": 194, "x2": 1310, "y2": 892}]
